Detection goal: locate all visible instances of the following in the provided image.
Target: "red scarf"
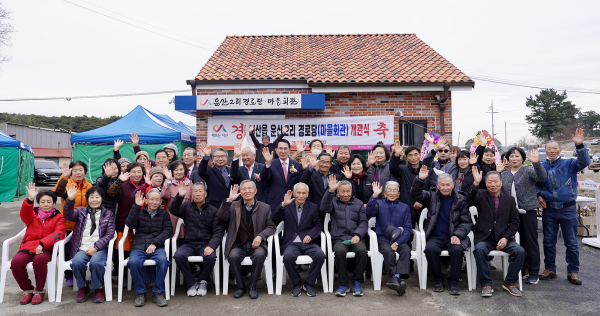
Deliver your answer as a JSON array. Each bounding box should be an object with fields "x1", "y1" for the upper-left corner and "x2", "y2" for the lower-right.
[{"x1": 352, "y1": 171, "x2": 366, "y2": 182}]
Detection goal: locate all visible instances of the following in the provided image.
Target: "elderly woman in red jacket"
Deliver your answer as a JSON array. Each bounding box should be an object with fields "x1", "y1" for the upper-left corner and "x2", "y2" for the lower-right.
[{"x1": 11, "y1": 183, "x2": 66, "y2": 305}]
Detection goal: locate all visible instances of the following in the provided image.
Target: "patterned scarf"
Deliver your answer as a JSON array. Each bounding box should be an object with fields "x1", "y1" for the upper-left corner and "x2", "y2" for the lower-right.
[
  {"x1": 454, "y1": 167, "x2": 471, "y2": 191},
  {"x1": 36, "y1": 208, "x2": 54, "y2": 221},
  {"x1": 87, "y1": 206, "x2": 100, "y2": 235},
  {"x1": 351, "y1": 171, "x2": 366, "y2": 183}
]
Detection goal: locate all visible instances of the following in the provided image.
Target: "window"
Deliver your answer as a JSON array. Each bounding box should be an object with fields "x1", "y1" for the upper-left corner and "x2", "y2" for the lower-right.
[{"x1": 399, "y1": 120, "x2": 427, "y2": 146}]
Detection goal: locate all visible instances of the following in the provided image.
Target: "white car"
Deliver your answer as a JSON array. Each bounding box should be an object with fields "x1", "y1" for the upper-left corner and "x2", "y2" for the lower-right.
[
  {"x1": 591, "y1": 139, "x2": 599, "y2": 146},
  {"x1": 593, "y1": 153, "x2": 600, "y2": 162}
]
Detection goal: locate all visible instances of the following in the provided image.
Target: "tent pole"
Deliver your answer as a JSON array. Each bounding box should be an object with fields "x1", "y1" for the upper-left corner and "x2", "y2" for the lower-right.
[{"x1": 16, "y1": 149, "x2": 21, "y2": 201}]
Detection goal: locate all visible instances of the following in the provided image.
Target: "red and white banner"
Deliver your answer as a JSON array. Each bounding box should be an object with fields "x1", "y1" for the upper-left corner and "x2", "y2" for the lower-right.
[{"x1": 207, "y1": 116, "x2": 394, "y2": 149}]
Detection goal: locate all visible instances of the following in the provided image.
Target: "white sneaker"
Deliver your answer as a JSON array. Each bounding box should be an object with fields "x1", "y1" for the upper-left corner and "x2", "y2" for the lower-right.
[
  {"x1": 197, "y1": 280, "x2": 207, "y2": 296},
  {"x1": 187, "y1": 282, "x2": 198, "y2": 297}
]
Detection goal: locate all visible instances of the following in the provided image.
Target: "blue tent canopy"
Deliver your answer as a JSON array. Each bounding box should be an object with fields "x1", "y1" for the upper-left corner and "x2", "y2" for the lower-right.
[
  {"x1": 71, "y1": 105, "x2": 196, "y2": 144},
  {"x1": 0, "y1": 130, "x2": 33, "y2": 152}
]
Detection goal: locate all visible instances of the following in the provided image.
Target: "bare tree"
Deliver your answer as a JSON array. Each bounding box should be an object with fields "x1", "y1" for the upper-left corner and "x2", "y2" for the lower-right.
[{"x1": 0, "y1": 2, "x2": 14, "y2": 66}]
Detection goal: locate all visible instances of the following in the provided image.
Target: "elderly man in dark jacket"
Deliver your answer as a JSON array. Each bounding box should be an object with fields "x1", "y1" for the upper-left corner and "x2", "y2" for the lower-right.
[
  {"x1": 467, "y1": 168, "x2": 525, "y2": 297},
  {"x1": 273, "y1": 183, "x2": 325, "y2": 297},
  {"x1": 366, "y1": 180, "x2": 412, "y2": 296},
  {"x1": 217, "y1": 180, "x2": 276, "y2": 299},
  {"x1": 300, "y1": 152, "x2": 342, "y2": 215},
  {"x1": 198, "y1": 143, "x2": 233, "y2": 208},
  {"x1": 126, "y1": 189, "x2": 173, "y2": 307},
  {"x1": 321, "y1": 177, "x2": 368, "y2": 297},
  {"x1": 411, "y1": 166, "x2": 472, "y2": 295},
  {"x1": 170, "y1": 182, "x2": 223, "y2": 297}
]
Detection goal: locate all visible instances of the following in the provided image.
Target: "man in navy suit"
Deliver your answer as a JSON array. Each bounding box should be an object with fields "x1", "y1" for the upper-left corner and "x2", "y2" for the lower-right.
[
  {"x1": 198, "y1": 143, "x2": 233, "y2": 208},
  {"x1": 273, "y1": 183, "x2": 325, "y2": 297},
  {"x1": 183, "y1": 147, "x2": 207, "y2": 184},
  {"x1": 300, "y1": 152, "x2": 342, "y2": 217},
  {"x1": 231, "y1": 144, "x2": 272, "y2": 202},
  {"x1": 266, "y1": 139, "x2": 304, "y2": 216}
]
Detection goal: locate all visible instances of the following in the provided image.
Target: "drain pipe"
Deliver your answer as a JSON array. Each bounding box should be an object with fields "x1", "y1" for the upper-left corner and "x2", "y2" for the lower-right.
[{"x1": 438, "y1": 82, "x2": 450, "y2": 135}]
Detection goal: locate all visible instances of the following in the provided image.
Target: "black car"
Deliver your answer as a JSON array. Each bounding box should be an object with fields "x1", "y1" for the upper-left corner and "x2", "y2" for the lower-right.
[{"x1": 34, "y1": 160, "x2": 62, "y2": 185}]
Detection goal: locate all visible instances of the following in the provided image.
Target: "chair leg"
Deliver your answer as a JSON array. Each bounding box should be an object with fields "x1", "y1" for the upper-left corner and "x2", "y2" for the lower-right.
[
  {"x1": 421, "y1": 256, "x2": 428, "y2": 290},
  {"x1": 502, "y1": 256, "x2": 508, "y2": 279},
  {"x1": 47, "y1": 263, "x2": 56, "y2": 302},
  {"x1": 465, "y1": 251, "x2": 473, "y2": 292},
  {"x1": 265, "y1": 259, "x2": 273, "y2": 295},
  {"x1": 104, "y1": 263, "x2": 113, "y2": 301},
  {"x1": 275, "y1": 257, "x2": 283, "y2": 295},
  {"x1": 222, "y1": 260, "x2": 229, "y2": 295},
  {"x1": 117, "y1": 263, "x2": 124, "y2": 302},
  {"x1": 214, "y1": 254, "x2": 220, "y2": 296},
  {"x1": 56, "y1": 265, "x2": 65, "y2": 302},
  {"x1": 320, "y1": 260, "x2": 328, "y2": 293},
  {"x1": 0, "y1": 266, "x2": 7, "y2": 303},
  {"x1": 170, "y1": 259, "x2": 177, "y2": 296},
  {"x1": 328, "y1": 255, "x2": 334, "y2": 293},
  {"x1": 165, "y1": 266, "x2": 170, "y2": 300}
]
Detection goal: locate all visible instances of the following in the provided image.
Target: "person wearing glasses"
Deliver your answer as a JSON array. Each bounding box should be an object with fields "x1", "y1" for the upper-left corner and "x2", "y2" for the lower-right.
[
  {"x1": 299, "y1": 152, "x2": 342, "y2": 216},
  {"x1": 198, "y1": 143, "x2": 233, "y2": 209},
  {"x1": 423, "y1": 135, "x2": 453, "y2": 170},
  {"x1": 265, "y1": 139, "x2": 304, "y2": 216}
]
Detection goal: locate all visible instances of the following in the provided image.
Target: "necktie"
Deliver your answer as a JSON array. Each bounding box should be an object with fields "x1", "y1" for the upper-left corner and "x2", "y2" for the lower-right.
[
  {"x1": 282, "y1": 161, "x2": 288, "y2": 181},
  {"x1": 222, "y1": 168, "x2": 230, "y2": 187}
]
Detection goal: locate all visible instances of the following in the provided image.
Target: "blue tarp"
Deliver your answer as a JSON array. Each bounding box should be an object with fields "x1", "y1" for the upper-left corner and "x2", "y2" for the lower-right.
[
  {"x1": 71, "y1": 105, "x2": 196, "y2": 144},
  {"x1": 0, "y1": 130, "x2": 33, "y2": 152}
]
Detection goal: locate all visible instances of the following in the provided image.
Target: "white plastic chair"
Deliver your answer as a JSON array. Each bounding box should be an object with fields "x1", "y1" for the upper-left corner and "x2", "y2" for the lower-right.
[
  {"x1": 55, "y1": 231, "x2": 117, "y2": 302},
  {"x1": 273, "y1": 221, "x2": 329, "y2": 295},
  {"x1": 370, "y1": 217, "x2": 424, "y2": 290},
  {"x1": 323, "y1": 213, "x2": 376, "y2": 293},
  {"x1": 419, "y1": 208, "x2": 474, "y2": 291},
  {"x1": 117, "y1": 225, "x2": 171, "y2": 302},
  {"x1": 469, "y1": 207, "x2": 523, "y2": 291},
  {"x1": 0, "y1": 227, "x2": 59, "y2": 303},
  {"x1": 170, "y1": 218, "x2": 220, "y2": 296},
  {"x1": 221, "y1": 232, "x2": 274, "y2": 295}
]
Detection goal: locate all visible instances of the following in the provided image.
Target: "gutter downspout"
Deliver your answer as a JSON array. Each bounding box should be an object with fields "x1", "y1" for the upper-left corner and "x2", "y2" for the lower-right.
[{"x1": 438, "y1": 82, "x2": 450, "y2": 135}]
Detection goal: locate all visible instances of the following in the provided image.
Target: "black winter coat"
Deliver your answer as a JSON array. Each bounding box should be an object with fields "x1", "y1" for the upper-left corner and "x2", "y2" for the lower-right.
[
  {"x1": 320, "y1": 191, "x2": 368, "y2": 241},
  {"x1": 169, "y1": 195, "x2": 223, "y2": 250},
  {"x1": 95, "y1": 175, "x2": 118, "y2": 212},
  {"x1": 389, "y1": 154, "x2": 435, "y2": 219},
  {"x1": 126, "y1": 204, "x2": 173, "y2": 251}
]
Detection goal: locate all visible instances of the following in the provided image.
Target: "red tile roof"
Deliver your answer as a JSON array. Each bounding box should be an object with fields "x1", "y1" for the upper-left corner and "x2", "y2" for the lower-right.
[{"x1": 195, "y1": 34, "x2": 472, "y2": 84}]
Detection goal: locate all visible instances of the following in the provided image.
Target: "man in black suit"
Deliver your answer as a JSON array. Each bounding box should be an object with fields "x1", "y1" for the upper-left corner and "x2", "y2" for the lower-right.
[
  {"x1": 299, "y1": 152, "x2": 342, "y2": 216},
  {"x1": 198, "y1": 143, "x2": 232, "y2": 208},
  {"x1": 273, "y1": 183, "x2": 325, "y2": 297},
  {"x1": 231, "y1": 144, "x2": 272, "y2": 202},
  {"x1": 249, "y1": 124, "x2": 287, "y2": 164},
  {"x1": 266, "y1": 139, "x2": 304, "y2": 216},
  {"x1": 467, "y1": 168, "x2": 525, "y2": 298},
  {"x1": 183, "y1": 147, "x2": 206, "y2": 184}
]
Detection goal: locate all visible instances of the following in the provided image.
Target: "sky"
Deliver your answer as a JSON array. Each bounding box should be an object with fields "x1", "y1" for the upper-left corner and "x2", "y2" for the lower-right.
[{"x1": 0, "y1": 0, "x2": 598, "y2": 146}]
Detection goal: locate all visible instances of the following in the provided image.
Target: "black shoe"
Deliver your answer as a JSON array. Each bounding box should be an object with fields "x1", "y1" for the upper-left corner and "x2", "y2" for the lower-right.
[
  {"x1": 249, "y1": 287, "x2": 258, "y2": 299},
  {"x1": 234, "y1": 288, "x2": 246, "y2": 298},
  {"x1": 304, "y1": 283, "x2": 317, "y2": 297},
  {"x1": 153, "y1": 292, "x2": 168, "y2": 307},
  {"x1": 291, "y1": 284, "x2": 301, "y2": 297},
  {"x1": 449, "y1": 283, "x2": 460, "y2": 295},
  {"x1": 433, "y1": 280, "x2": 444, "y2": 292},
  {"x1": 386, "y1": 276, "x2": 401, "y2": 292},
  {"x1": 400, "y1": 274, "x2": 410, "y2": 280},
  {"x1": 397, "y1": 281, "x2": 407, "y2": 296},
  {"x1": 134, "y1": 293, "x2": 146, "y2": 307}
]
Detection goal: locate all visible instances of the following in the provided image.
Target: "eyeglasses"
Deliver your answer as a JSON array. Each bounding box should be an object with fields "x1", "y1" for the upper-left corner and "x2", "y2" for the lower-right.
[
  {"x1": 213, "y1": 155, "x2": 227, "y2": 159},
  {"x1": 439, "y1": 149, "x2": 450, "y2": 153}
]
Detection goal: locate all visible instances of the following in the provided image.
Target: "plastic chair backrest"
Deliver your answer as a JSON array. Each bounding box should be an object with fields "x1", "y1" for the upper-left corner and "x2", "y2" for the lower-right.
[
  {"x1": 418, "y1": 208, "x2": 428, "y2": 232},
  {"x1": 368, "y1": 217, "x2": 376, "y2": 229},
  {"x1": 469, "y1": 206, "x2": 478, "y2": 224},
  {"x1": 323, "y1": 213, "x2": 331, "y2": 235}
]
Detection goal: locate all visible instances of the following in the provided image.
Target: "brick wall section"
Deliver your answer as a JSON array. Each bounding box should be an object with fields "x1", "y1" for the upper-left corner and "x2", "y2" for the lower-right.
[{"x1": 195, "y1": 88, "x2": 452, "y2": 152}]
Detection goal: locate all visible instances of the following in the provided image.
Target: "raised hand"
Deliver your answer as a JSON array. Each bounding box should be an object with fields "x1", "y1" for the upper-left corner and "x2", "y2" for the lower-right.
[
  {"x1": 60, "y1": 162, "x2": 72, "y2": 178},
  {"x1": 119, "y1": 172, "x2": 130, "y2": 182},
  {"x1": 27, "y1": 183, "x2": 38, "y2": 201},
  {"x1": 114, "y1": 139, "x2": 124, "y2": 151},
  {"x1": 469, "y1": 152, "x2": 479, "y2": 165},
  {"x1": 308, "y1": 153, "x2": 318, "y2": 168},
  {"x1": 372, "y1": 181, "x2": 382, "y2": 197},
  {"x1": 103, "y1": 162, "x2": 115, "y2": 178},
  {"x1": 228, "y1": 184, "x2": 240, "y2": 201},
  {"x1": 282, "y1": 190, "x2": 295, "y2": 207},
  {"x1": 342, "y1": 165, "x2": 352, "y2": 179},
  {"x1": 282, "y1": 126, "x2": 288, "y2": 135},
  {"x1": 495, "y1": 161, "x2": 505, "y2": 172},
  {"x1": 134, "y1": 190, "x2": 145, "y2": 206},
  {"x1": 301, "y1": 155, "x2": 309, "y2": 170},
  {"x1": 129, "y1": 132, "x2": 139, "y2": 147},
  {"x1": 199, "y1": 143, "x2": 212, "y2": 157},
  {"x1": 472, "y1": 166, "x2": 482, "y2": 185},
  {"x1": 143, "y1": 161, "x2": 152, "y2": 174},
  {"x1": 528, "y1": 149, "x2": 539, "y2": 164},
  {"x1": 177, "y1": 183, "x2": 188, "y2": 197},
  {"x1": 325, "y1": 144, "x2": 336, "y2": 157},
  {"x1": 327, "y1": 174, "x2": 340, "y2": 192},
  {"x1": 296, "y1": 140, "x2": 305, "y2": 153},
  {"x1": 144, "y1": 173, "x2": 152, "y2": 186},
  {"x1": 435, "y1": 135, "x2": 447, "y2": 151},
  {"x1": 262, "y1": 147, "x2": 273, "y2": 166},
  {"x1": 366, "y1": 151, "x2": 376, "y2": 167},
  {"x1": 418, "y1": 165, "x2": 428, "y2": 180},
  {"x1": 572, "y1": 128, "x2": 585, "y2": 146},
  {"x1": 479, "y1": 131, "x2": 487, "y2": 146},
  {"x1": 233, "y1": 142, "x2": 242, "y2": 158},
  {"x1": 66, "y1": 183, "x2": 78, "y2": 200},
  {"x1": 249, "y1": 124, "x2": 255, "y2": 133},
  {"x1": 393, "y1": 140, "x2": 404, "y2": 157},
  {"x1": 163, "y1": 167, "x2": 172, "y2": 181},
  {"x1": 424, "y1": 133, "x2": 434, "y2": 143}
]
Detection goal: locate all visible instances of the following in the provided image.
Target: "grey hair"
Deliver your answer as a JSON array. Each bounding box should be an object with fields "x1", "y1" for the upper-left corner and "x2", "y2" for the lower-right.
[
  {"x1": 337, "y1": 145, "x2": 351, "y2": 153},
  {"x1": 192, "y1": 181, "x2": 207, "y2": 190},
  {"x1": 384, "y1": 181, "x2": 399, "y2": 192},
  {"x1": 545, "y1": 140, "x2": 561, "y2": 149},
  {"x1": 338, "y1": 180, "x2": 352, "y2": 190},
  {"x1": 240, "y1": 179, "x2": 257, "y2": 189},
  {"x1": 242, "y1": 146, "x2": 256, "y2": 155},
  {"x1": 211, "y1": 147, "x2": 227, "y2": 158},
  {"x1": 437, "y1": 173, "x2": 453, "y2": 184},
  {"x1": 183, "y1": 147, "x2": 196, "y2": 155},
  {"x1": 293, "y1": 182, "x2": 309, "y2": 193},
  {"x1": 146, "y1": 188, "x2": 162, "y2": 199},
  {"x1": 484, "y1": 171, "x2": 502, "y2": 181}
]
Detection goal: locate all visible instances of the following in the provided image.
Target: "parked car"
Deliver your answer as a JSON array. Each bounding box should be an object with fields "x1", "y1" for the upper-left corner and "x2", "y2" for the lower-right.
[
  {"x1": 573, "y1": 148, "x2": 592, "y2": 158},
  {"x1": 591, "y1": 139, "x2": 599, "y2": 146},
  {"x1": 593, "y1": 153, "x2": 600, "y2": 163},
  {"x1": 34, "y1": 160, "x2": 62, "y2": 185}
]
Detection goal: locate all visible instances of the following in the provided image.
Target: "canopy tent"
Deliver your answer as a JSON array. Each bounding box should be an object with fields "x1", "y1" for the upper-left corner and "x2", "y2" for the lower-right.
[
  {"x1": 71, "y1": 105, "x2": 196, "y2": 183},
  {"x1": 0, "y1": 130, "x2": 34, "y2": 202}
]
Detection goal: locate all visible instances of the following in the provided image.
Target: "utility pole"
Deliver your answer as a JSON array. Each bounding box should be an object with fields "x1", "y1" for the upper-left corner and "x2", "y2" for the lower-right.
[{"x1": 487, "y1": 100, "x2": 499, "y2": 140}]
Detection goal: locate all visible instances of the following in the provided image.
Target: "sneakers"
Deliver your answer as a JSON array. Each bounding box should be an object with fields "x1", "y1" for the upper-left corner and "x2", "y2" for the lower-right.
[
  {"x1": 567, "y1": 272, "x2": 583, "y2": 285},
  {"x1": 187, "y1": 282, "x2": 198, "y2": 297},
  {"x1": 526, "y1": 274, "x2": 539, "y2": 285},
  {"x1": 291, "y1": 284, "x2": 301, "y2": 297},
  {"x1": 449, "y1": 283, "x2": 460, "y2": 296},
  {"x1": 502, "y1": 283, "x2": 522, "y2": 297},
  {"x1": 93, "y1": 288, "x2": 105, "y2": 303},
  {"x1": 353, "y1": 281, "x2": 363, "y2": 296},
  {"x1": 335, "y1": 284, "x2": 350, "y2": 297},
  {"x1": 19, "y1": 292, "x2": 33, "y2": 305},
  {"x1": 152, "y1": 292, "x2": 168, "y2": 307},
  {"x1": 134, "y1": 293, "x2": 146, "y2": 307},
  {"x1": 197, "y1": 280, "x2": 208, "y2": 296},
  {"x1": 76, "y1": 286, "x2": 90, "y2": 303},
  {"x1": 481, "y1": 286, "x2": 493, "y2": 297},
  {"x1": 433, "y1": 279, "x2": 444, "y2": 292},
  {"x1": 303, "y1": 283, "x2": 317, "y2": 297},
  {"x1": 66, "y1": 277, "x2": 74, "y2": 287},
  {"x1": 539, "y1": 269, "x2": 557, "y2": 280},
  {"x1": 488, "y1": 260, "x2": 497, "y2": 270}
]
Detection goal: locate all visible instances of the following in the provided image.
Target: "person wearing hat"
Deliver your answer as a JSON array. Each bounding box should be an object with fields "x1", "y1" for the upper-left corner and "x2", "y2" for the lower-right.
[
  {"x1": 162, "y1": 144, "x2": 179, "y2": 166},
  {"x1": 366, "y1": 180, "x2": 412, "y2": 296},
  {"x1": 118, "y1": 158, "x2": 130, "y2": 171}
]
